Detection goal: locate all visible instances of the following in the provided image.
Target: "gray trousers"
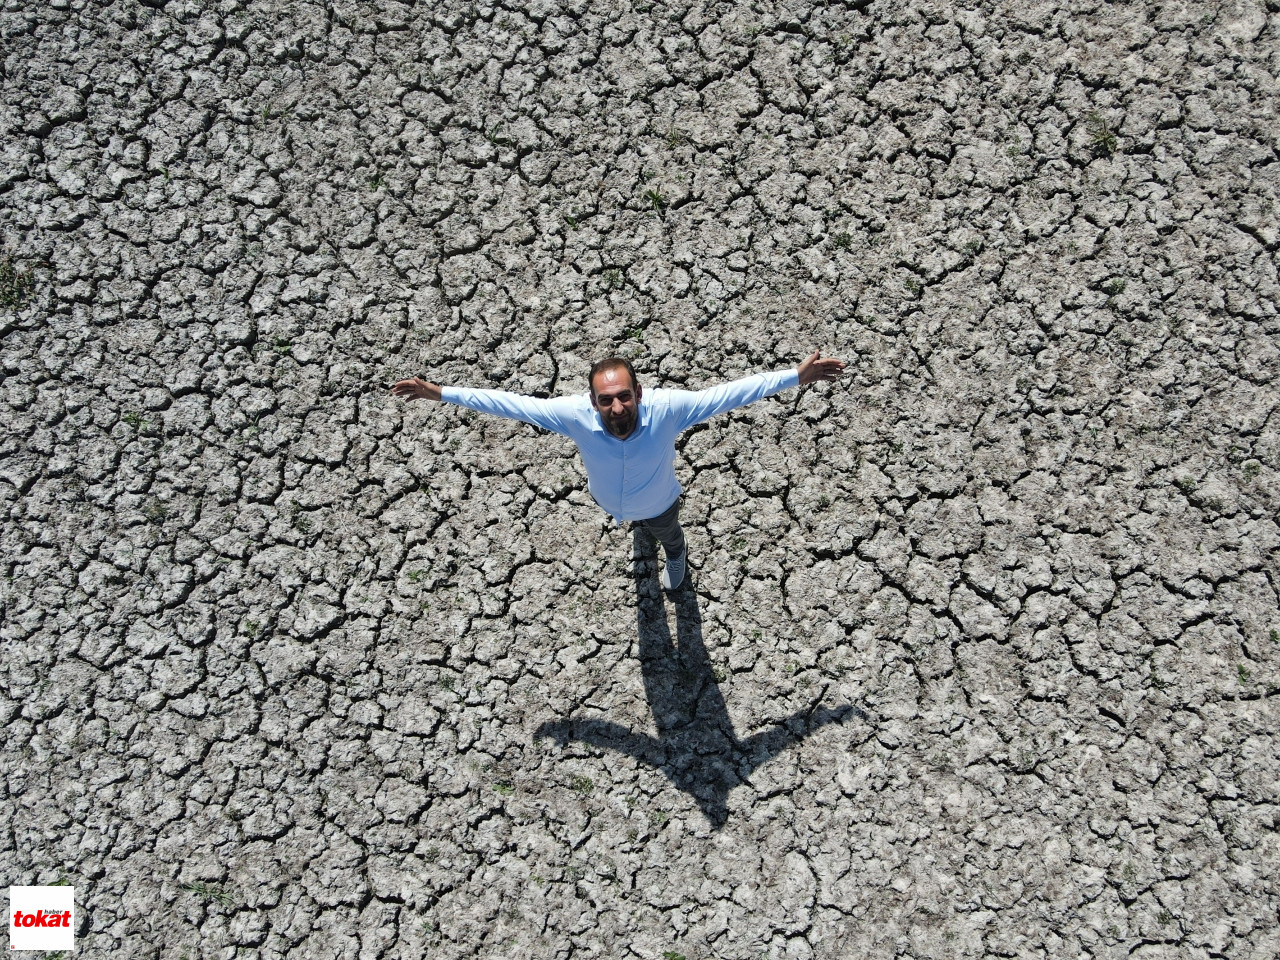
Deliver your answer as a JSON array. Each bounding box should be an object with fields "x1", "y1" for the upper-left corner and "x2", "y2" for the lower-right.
[{"x1": 636, "y1": 498, "x2": 686, "y2": 558}]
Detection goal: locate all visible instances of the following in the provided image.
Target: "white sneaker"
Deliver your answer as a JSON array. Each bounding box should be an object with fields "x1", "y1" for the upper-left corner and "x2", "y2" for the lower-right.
[{"x1": 661, "y1": 548, "x2": 686, "y2": 590}]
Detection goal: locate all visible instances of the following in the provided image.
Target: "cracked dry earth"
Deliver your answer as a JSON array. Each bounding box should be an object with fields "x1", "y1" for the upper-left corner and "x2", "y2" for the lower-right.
[{"x1": 2, "y1": 0, "x2": 1279, "y2": 958}]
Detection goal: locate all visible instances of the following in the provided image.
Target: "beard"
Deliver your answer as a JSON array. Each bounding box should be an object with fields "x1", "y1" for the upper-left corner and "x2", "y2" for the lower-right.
[{"x1": 603, "y1": 409, "x2": 637, "y2": 438}]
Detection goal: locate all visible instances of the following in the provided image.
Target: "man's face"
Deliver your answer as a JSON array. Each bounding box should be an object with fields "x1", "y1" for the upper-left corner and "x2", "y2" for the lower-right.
[{"x1": 590, "y1": 366, "x2": 641, "y2": 438}]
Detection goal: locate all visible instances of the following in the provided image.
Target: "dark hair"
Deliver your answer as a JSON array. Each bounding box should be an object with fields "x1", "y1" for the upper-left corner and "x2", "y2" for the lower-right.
[{"x1": 588, "y1": 356, "x2": 638, "y2": 397}]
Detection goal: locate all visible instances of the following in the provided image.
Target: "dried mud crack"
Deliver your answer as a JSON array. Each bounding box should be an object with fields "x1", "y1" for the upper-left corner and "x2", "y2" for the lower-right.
[{"x1": 2, "y1": 1, "x2": 1277, "y2": 958}]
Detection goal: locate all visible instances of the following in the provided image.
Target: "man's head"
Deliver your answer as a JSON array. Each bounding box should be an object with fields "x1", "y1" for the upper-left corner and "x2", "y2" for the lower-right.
[{"x1": 589, "y1": 357, "x2": 641, "y2": 438}]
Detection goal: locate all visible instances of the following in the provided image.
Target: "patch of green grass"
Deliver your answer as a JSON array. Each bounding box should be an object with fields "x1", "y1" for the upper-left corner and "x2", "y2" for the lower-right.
[
  {"x1": 569, "y1": 775, "x2": 594, "y2": 795},
  {"x1": 289, "y1": 501, "x2": 312, "y2": 533},
  {"x1": 493, "y1": 781, "x2": 514, "y2": 796},
  {"x1": 1086, "y1": 113, "x2": 1118, "y2": 157},
  {"x1": 0, "y1": 253, "x2": 37, "y2": 309},
  {"x1": 663, "y1": 951, "x2": 688, "y2": 960},
  {"x1": 123, "y1": 411, "x2": 150, "y2": 431},
  {"x1": 182, "y1": 882, "x2": 233, "y2": 907},
  {"x1": 487, "y1": 126, "x2": 516, "y2": 149},
  {"x1": 644, "y1": 188, "x2": 667, "y2": 214},
  {"x1": 832, "y1": 232, "x2": 853, "y2": 250}
]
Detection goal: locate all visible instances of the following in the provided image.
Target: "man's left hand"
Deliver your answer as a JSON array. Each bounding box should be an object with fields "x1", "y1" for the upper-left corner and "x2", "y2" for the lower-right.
[{"x1": 798, "y1": 350, "x2": 846, "y2": 385}]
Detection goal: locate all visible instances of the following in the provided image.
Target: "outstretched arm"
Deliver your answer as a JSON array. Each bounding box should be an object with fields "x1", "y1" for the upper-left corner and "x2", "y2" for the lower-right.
[
  {"x1": 391, "y1": 376, "x2": 579, "y2": 436},
  {"x1": 391, "y1": 377, "x2": 442, "y2": 401},
  {"x1": 670, "y1": 349, "x2": 846, "y2": 430},
  {"x1": 797, "y1": 350, "x2": 845, "y2": 385}
]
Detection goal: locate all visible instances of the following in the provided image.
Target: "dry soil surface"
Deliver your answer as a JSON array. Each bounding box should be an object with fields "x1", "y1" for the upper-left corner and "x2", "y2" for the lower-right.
[{"x1": 2, "y1": 1, "x2": 1279, "y2": 958}]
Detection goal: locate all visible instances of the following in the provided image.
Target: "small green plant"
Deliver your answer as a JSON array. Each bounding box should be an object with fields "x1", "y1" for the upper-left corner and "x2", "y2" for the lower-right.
[
  {"x1": 407, "y1": 569, "x2": 425, "y2": 583},
  {"x1": 493, "y1": 781, "x2": 514, "y2": 796},
  {"x1": 437, "y1": 674, "x2": 455, "y2": 692},
  {"x1": 1157, "y1": 909, "x2": 1173, "y2": 926},
  {"x1": 183, "y1": 882, "x2": 233, "y2": 907},
  {"x1": 1086, "y1": 113, "x2": 1118, "y2": 156},
  {"x1": 832, "y1": 232, "x2": 853, "y2": 250},
  {"x1": 644, "y1": 188, "x2": 667, "y2": 214},
  {"x1": 962, "y1": 239, "x2": 982, "y2": 258},
  {"x1": 649, "y1": 810, "x2": 668, "y2": 827},
  {"x1": 245, "y1": 620, "x2": 260, "y2": 638},
  {"x1": 1238, "y1": 664, "x2": 1252, "y2": 683},
  {"x1": 272, "y1": 337, "x2": 292, "y2": 355},
  {"x1": 569, "y1": 775, "x2": 594, "y2": 795},
  {"x1": 1174, "y1": 476, "x2": 1196, "y2": 495},
  {"x1": 123, "y1": 411, "x2": 148, "y2": 430},
  {"x1": 602, "y1": 268, "x2": 623, "y2": 289},
  {"x1": 487, "y1": 126, "x2": 515, "y2": 148},
  {"x1": 423, "y1": 845, "x2": 441, "y2": 862},
  {"x1": 903, "y1": 277, "x2": 922, "y2": 296},
  {"x1": 289, "y1": 501, "x2": 312, "y2": 533},
  {"x1": 0, "y1": 254, "x2": 37, "y2": 309},
  {"x1": 143, "y1": 500, "x2": 168, "y2": 523},
  {"x1": 663, "y1": 951, "x2": 688, "y2": 960},
  {"x1": 627, "y1": 327, "x2": 644, "y2": 342},
  {"x1": 1101, "y1": 278, "x2": 1126, "y2": 297},
  {"x1": 369, "y1": 172, "x2": 385, "y2": 191},
  {"x1": 1270, "y1": 629, "x2": 1279, "y2": 644}
]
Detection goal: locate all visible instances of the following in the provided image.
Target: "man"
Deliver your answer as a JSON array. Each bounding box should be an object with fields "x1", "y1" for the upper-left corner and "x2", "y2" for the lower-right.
[{"x1": 391, "y1": 350, "x2": 845, "y2": 590}]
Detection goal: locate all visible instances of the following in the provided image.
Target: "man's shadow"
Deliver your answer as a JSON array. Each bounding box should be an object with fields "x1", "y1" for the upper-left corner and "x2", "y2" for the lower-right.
[{"x1": 536, "y1": 531, "x2": 867, "y2": 828}]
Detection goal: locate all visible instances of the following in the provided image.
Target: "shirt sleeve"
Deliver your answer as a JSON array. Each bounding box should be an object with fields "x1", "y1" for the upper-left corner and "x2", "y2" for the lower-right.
[
  {"x1": 668, "y1": 367, "x2": 801, "y2": 431},
  {"x1": 440, "y1": 386, "x2": 581, "y2": 437}
]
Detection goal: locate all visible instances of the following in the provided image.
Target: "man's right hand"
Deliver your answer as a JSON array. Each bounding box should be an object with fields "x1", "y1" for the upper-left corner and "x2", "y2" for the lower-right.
[{"x1": 391, "y1": 377, "x2": 443, "y2": 401}]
